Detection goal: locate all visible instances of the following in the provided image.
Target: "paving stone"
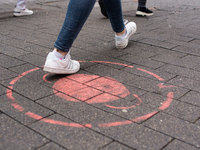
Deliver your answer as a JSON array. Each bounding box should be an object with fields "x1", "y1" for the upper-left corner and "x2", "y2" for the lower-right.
[
  {"x1": 167, "y1": 76, "x2": 200, "y2": 92},
  {"x1": 97, "y1": 122, "x2": 172, "y2": 150},
  {"x1": 101, "y1": 141, "x2": 134, "y2": 150},
  {"x1": 36, "y1": 94, "x2": 127, "y2": 127},
  {"x1": 172, "y1": 45, "x2": 200, "y2": 56},
  {"x1": 123, "y1": 42, "x2": 152, "y2": 53},
  {"x1": 158, "y1": 64, "x2": 200, "y2": 81},
  {"x1": 0, "y1": 54, "x2": 25, "y2": 68},
  {"x1": 0, "y1": 114, "x2": 49, "y2": 150},
  {"x1": 36, "y1": 142, "x2": 67, "y2": 150},
  {"x1": 140, "y1": 38, "x2": 178, "y2": 49},
  {"x1": 0, "y1": 44, "x2": 31, "y2": 57},
  {"x1": 0, "y1": 84, "x2": 7, "y2": 96},
  {"x1": 162, "y1": 100, "x2": 200, "y2": 122},
  {"x1": 2, "y1": 38, "x2": 34, "y2": 50},
  {"x1": 29, "y1": 114, "x2": 112, "y2": 150},
  {"x1": 122, "y1": 64, "x2": 176, "y2": 82},
  {"x1": 9, "y1": 65, "x2": 48, "y2": 83},
  {"x1": 0, "y1": 67, "x2": 18, "y2": 81},
  {"x1": 81, "y1": 45, "x2": 128, "y2": 59},
  {"x1": 143, "y1": 112, "x2": 200, "y2": 147},
  {"x1": 93, "y1": 98, "x2": 157, "y2": 123},
  {"x1": 25, "y1": 44, "x2": 53, "y2": 57},
  {"x1": 84, "y1": 64, "x2": 139, "y2": 84},
  {"x1": 125, "y1": 76, "x2": 161, "y2": 92},
  {"x1": 1, "y1": 77, "x2": 54, "y2": 101},
  {"x1": 150, "y1": 54, "x2": 186, "y2": 66},
  {"x1": 177, "y1": 55, "x2": 200, "y2": 71},
  {"x1": 137, "y1": 92, "x2": 172, "y2": 110},
  {"x1": 17, "y1": 53, "x2": 45, "y2": 67},
  {"x1": 163, "y1": 139, "x2": 200, "y2": 150},
  {"x1": 118, "y1": 54, "x2": 165, "y2": 69},
  {"x1": 9, "y1": 63, "x2": 40, "y2": 74},
  {"x1": 179, "y1": 91, "x2": 200, "y2": 107},
  {"x1": 0, "y1": 92, "x2": 54, "y2": 125},
  {"x1": 0, "y1": 0, "x2": 200, "y2": 149}
]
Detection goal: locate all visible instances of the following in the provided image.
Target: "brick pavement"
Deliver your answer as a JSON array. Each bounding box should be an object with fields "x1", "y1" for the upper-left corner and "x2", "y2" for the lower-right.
[{"x1": 0, "y1": 0, "x2": 200, "y2": 149}]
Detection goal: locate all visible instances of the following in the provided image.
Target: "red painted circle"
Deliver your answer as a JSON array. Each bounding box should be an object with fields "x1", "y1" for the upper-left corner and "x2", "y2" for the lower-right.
[{"x1": 6, "y1": 61, "x2": 175, "y2": 128}]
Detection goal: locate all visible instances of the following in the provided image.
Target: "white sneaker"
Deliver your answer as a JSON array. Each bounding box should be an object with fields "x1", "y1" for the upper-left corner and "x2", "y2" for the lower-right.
[
  {"x1": 43, "y1": 51, "x2": 80, "y2": 74},
  {"x1": 13, "y1": 7, "x2": 33, "y2": 17},
  {"x1": 115, "y1": 22, "x2": 137, "y2": 49}
]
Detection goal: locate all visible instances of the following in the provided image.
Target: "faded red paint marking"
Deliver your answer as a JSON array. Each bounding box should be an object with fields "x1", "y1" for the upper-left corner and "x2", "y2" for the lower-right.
[
  {"x1": 53, "y1": 78, "x2": 87, "y2": 94},
  {"x1": 104, "y1": 104, "x2": 137, "y2": 109},
  {"x1": 159, "y1": 92, "x2": 173, "y2": 110},
  {"x1": 56, "y1": 92, "x2": 80, "y2": 102},
  {"x1": 43, "y1": 74, "x2": 51, "y2": 83},
  {"x1": 99, "y1": 111, "x2": 158, "y2": 127},
  {"x1": 86, "y1": 93, "x2": 119, "y2": 104},
  {"x1": 25, "y1": 112, "x2": 43, "y2": 120},
  {"x1": 6, "y1": 86, "x2": 15, "y2": 102},
  {"x1": 91, "y1": 61, "x2": 134, "y2": 68},
  {"x1": 133, "y1": 94, "x2": 142, "y2": 104},
  {"x1": 67, "y1": 74, "x2": 99, "y2": 83},
  {"x1": 12, "y1": 103, "x2": 24, "y2": 112},
  {"x1": 42, "y1": 118, "x2": 91, "y2": 128},
  {"x1": 158, "y1": 83, "x2": 176, "y2": 88},
  {"x1": 137, "y1": 68, "x2": 164, "y2": 81},
  {"x1": 85, "y1": 77, "x2": 130, "y2": 98},
  {"x1": 54, "y1": 75, "x2": 129, "y2": 103},
  {"x1": 10, "y1": 68, "x2": 40, "y2": 85},
  {"x1": 6, "y1": 61, "x2": 177, "y2": 128},
  {"x1": 104, "y1": 94, "x2": 142, "y2": 109},
  {"x1": 68, "y1": 87, "x2": 103, "y2": 101},
  {"x1": 25, "y1": 112, "x2": 91, "y2": 128},
  {"x1": 7, "y1": 85, "x2": 24, "y2": 111}
]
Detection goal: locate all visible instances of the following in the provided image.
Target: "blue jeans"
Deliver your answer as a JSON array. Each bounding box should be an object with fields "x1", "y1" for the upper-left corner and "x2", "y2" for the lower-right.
[{"x1": 54, "y1": 0, "x2": 125, "y2": 52}]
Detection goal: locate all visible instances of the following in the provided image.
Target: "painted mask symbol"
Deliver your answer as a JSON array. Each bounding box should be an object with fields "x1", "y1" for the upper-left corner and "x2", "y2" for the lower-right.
[
  {"x1": 6, "y1": 61, "x2": 176, "y2": 128},
  {"x1": 53, "y1": 74, "x2": 142, "y2": 109}
]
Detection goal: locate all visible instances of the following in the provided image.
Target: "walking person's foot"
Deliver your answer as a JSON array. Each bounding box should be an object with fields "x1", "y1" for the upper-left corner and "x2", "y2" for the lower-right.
[
  {"x1": 115, "y1": 22, "x2": 137, "y2": 49},
  {"x1": 13, "y1": 7, "x2": 33, "y2": 17},
  {"x1": 136, "y1": 7, "x2": 153, "y2": 17},
  {"x1": 43, "y1": 50, "x2": 80, "y2": 74}
]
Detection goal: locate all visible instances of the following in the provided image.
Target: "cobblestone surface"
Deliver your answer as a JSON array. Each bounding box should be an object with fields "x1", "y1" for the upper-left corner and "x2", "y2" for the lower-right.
[{"x1": 0, "y1": 0, "x2": 200, "y2": 149}]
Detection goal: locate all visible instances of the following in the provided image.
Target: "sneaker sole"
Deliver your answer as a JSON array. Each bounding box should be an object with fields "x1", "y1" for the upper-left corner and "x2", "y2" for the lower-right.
[
  {"x1": 13, "y1": 12, "x2": 33, "y2": 17},
  {"x1": 115, "y1": 23, "x2": 137, "y2": 49},
  {"x1": 136, "y1": 11, "x2": 153, "y2": 16},
  {"x1": 43, "y1": 66, "x2": 80, "y2": 74}
]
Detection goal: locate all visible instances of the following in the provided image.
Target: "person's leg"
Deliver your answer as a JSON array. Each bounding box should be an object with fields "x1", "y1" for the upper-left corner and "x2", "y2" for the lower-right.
[
  {"x1": 54, "y1": 0, "x2": 96, "y2": 53},
  {"x1": 44, "y1": 0, "x2": 136, "y2": 74},
  {"x1": 98, "y1": 0, "x2": 108, "y2": 18},
  {"x1": 104, "y1": 0, "x2": 137, "y2": 49},
  {"x1": 54, "y1": 0, "x2": 130, "y2": 53},
  {"x1": 14, "y1": 0, "x2": 33, "y2": 16},
  {"x1": 136, "y1": 0, "x2": 153, "y2": 16},
  {"x1": 103, "y1": 0, "x2": 124, "y2": 33},
  {"x1": 138, "y1": 0, "x2": 146, "y2": 8},
  {"x1": 44, "y1": 0, "x2": 97, "y2": 74}
]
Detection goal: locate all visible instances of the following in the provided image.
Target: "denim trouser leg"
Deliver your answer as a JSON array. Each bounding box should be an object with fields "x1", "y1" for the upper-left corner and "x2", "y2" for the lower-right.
[
  {"x1": 54, "y1": 0, "x2": 125, "y2": 52},
  {"x1": 103, "y1": 0, "x2": 125, "y2": 33}
]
